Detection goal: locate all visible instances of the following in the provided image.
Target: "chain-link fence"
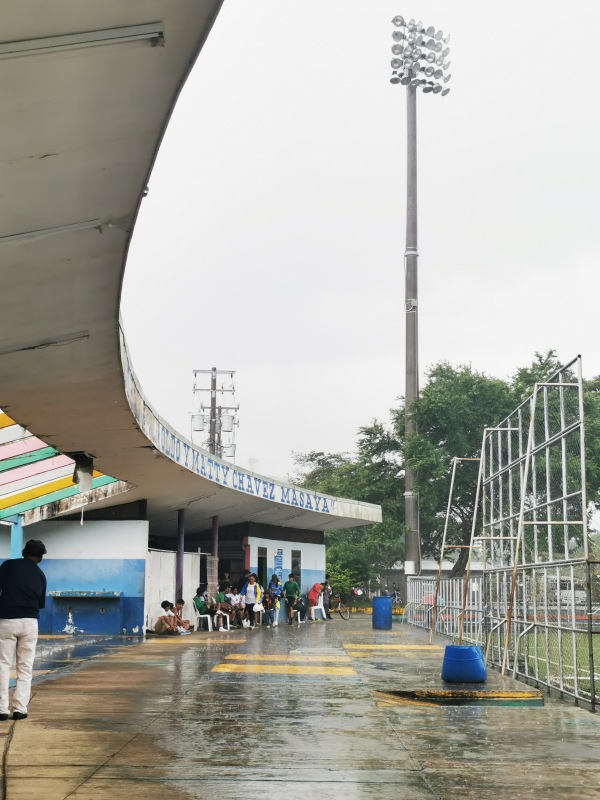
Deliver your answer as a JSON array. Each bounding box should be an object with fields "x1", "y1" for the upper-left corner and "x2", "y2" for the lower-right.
[{"x1": 405, "y1": 575, "x2": 483, "y2": 644}]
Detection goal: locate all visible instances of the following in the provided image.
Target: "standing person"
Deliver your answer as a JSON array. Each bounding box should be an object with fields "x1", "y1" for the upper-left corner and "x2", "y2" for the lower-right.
[
  {"x1": 0, "y1": 539, "x2": 47, "y2": 721},
  {"x1": 240, "y1": 573, "x2": 262, "y2": 629},
  {"x1": 267, "y1": 574, "x2": 282, "y2": 626},
  {"x1": 238, "y1": 569, "x2": 251, "y2": 595},
  {"x1": 323, "y1": 573, "x2": 333, "y2": 620},
  {"x1": 282, "y1": 573, "x2": 300, "y2": 626}
]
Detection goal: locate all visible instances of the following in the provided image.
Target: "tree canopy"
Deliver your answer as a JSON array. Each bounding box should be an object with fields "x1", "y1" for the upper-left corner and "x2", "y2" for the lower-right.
[{"x1": 294, "y1": 351, "x2": 600, "y2": 581}]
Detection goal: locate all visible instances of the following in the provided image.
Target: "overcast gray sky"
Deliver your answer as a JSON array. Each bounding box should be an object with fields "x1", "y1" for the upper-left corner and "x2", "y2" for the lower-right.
[{"x1": 121, "y1": 0, "x2": 600, "y2": 482}]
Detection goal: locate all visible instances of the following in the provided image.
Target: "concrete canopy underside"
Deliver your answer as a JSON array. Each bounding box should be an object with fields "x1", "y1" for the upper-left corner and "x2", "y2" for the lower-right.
[{"x1": 0, "y1": 2, "x2": 382, "y2": 538}]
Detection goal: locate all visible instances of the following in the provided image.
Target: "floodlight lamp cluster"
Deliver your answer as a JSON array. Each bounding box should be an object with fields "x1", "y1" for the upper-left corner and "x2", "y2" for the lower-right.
[{"x1": 389, "y1": 15, "x2": 451, "y2": 95}]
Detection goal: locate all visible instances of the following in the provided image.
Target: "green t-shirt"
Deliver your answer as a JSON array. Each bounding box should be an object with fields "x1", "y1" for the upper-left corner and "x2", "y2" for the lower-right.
[
  {"x1": 283, "y1": 580, "x2": 300, "y2": 598},
  {"x1": 193, "y1": 595, "x2": 208, "y2": 614},
  {"x1": 215, "y1": 592, "x2": 226, "y2": 603}
]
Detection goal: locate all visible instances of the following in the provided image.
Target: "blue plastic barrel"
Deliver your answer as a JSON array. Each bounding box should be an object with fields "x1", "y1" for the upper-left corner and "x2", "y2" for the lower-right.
[
  {"x1": 441, "y1": 644, "x2": 487, "y2": 683},
  {"x1": 372, "y1": 596, "x2": 393, "y2": 630}
]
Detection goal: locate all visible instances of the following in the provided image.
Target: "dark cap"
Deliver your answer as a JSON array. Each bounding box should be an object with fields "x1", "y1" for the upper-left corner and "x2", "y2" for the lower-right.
[{"x1": 23, "y1": 539, "x2": 47, "y2": 558}]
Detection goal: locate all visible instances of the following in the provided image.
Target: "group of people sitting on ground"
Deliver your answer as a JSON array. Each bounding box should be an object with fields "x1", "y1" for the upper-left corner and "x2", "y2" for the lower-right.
[
  {"x1": 188, "y1": 571, "x2": 333, "y2": 631},
  {"x1": 154, "y1": 598, "x2": 193, "y2": 636}
]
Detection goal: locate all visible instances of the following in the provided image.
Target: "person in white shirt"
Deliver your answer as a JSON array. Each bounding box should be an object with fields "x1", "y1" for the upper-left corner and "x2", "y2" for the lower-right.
[
  {"x1": 226, "y1": 587, "x2": 245, "y2": 628},
  {"x1": 154, "y1": 601, "x2": 190, "y2": 635},
  {"x1": 154, "y1": 600, "x2": 177, "y2": 634},
  {"x1": 168, "y1": 602, "x2": 191, "y2": 635}
]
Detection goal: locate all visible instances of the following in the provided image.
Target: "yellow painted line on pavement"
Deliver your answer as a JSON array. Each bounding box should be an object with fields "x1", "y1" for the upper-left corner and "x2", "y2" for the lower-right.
[
  {"x1": 343, "y1": 644, "x2": 443, "y2": 651},
  {"x1": 224, "y1": 654, "x2": 351, "y2": 663},
  {"x1": 212, "y1": 663, "x2": 356, "y2": 676}
]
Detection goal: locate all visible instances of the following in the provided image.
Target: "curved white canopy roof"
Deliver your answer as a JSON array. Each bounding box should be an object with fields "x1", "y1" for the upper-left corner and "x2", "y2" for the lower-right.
[{"x1": 0, "y1": 1, "x2": 382, "y2": 537}]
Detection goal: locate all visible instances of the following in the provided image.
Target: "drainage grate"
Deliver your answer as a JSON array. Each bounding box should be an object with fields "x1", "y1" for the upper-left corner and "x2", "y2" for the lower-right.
[{"x1": 374, "y1": 688, "x2": 544, "y2": 707}]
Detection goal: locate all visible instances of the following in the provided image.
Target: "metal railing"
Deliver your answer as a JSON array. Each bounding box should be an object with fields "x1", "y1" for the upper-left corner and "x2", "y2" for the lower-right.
[{"x1": 405, "y1": 358, "x2": 599, "y2": 709}]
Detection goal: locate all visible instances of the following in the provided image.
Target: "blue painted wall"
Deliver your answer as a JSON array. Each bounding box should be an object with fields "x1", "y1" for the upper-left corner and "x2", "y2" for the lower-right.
[
  {"x1": 36, "y1": 558, "x2": 145, "y2": 634},
  {"x1": 1, "y1": 521, "x2": 149, "y2": 635},
  {"x1": 39, "y1": 596, "x2": 145, "y2": 635}
]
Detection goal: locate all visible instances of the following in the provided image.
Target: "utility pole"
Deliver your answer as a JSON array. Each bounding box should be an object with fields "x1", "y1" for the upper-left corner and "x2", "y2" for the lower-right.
[
  {"x1": 192, "y1": 368, "x2": 239, "y2": 577},
  {"x1": 209, "y1": 367, "x2": 217, "y2": 455},
  {"x1": 192, "y1": 368, "x2": 239, "y2": 459}
]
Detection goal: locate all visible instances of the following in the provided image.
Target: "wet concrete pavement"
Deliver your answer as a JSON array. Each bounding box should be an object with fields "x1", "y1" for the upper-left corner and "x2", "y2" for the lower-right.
[
  {"x1": 2, "y1": 617, "x2": 600, "y2": 799},
  {"x1": 10, "y1": 634, "x2": 142, "y2": 688}
]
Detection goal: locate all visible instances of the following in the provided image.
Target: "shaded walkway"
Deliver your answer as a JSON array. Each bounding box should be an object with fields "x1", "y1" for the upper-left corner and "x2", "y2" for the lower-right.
[{"x1": 3, "y1": 618, "x2": 600, "y2": 799}]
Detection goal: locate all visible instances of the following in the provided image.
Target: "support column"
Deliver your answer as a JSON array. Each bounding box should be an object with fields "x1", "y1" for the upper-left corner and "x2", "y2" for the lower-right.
[
  {"x1": 212, "y1": 514, "x2": 219, "y2": 562},
  {"x1": 176, "y1": 509, "x2": 185, "y2": 600},
  {"x1": 9, "y1": 514, "x2": 24, "y2": 559}
]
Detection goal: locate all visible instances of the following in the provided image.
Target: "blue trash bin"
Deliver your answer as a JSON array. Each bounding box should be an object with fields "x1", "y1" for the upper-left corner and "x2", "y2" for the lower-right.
[
  {"x1": 372, "y1": 596, "x2": 393, "y2": 630},
  {"x1": 441, "y1": 644, "x2": 487, "y2": 682}
]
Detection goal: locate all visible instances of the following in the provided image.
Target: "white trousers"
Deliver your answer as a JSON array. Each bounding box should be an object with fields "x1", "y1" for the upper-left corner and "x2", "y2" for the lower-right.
[{"x1": 0, "y1": 618, "x2": 38, "y2": 715}]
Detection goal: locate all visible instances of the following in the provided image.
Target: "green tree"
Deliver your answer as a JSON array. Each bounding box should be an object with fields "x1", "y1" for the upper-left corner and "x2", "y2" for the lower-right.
[
  {"x1": 296, "y1": 351, "x2": 600, "y2": 580},
  {"x1": 293, "y1": 420, "x2": 404, "y2": 586},
  {"x1": 399, "y1": 362, "x2": 516, "y2": 575}
]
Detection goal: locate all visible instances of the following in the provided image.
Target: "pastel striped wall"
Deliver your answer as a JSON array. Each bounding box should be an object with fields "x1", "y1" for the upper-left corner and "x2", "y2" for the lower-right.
[{"x1": 0, "y1": 410, "x2": 119, "y2": 520}]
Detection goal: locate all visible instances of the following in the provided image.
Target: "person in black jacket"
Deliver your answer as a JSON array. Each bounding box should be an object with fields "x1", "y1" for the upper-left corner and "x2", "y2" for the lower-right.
[{"x1": 0, "y1": 539, "x2": 47, "y2": 721}]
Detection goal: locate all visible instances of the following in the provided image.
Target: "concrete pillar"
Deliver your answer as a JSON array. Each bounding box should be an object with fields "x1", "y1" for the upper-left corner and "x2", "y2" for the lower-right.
[
  {"x1": 176, "y1": 509, "x2": 185, "y2": 600},
  {"x1": 211, "y1": 514, "x2": 219, "y2": 558},
  {"x1": 10, "y1": 514, "x2": 24, "y2": 559}
]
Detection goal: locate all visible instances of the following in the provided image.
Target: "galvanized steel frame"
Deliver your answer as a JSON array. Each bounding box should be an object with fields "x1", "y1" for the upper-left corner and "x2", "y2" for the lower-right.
[{"x1": 406, "y1": 356, "x2": 599, "y2": 709}]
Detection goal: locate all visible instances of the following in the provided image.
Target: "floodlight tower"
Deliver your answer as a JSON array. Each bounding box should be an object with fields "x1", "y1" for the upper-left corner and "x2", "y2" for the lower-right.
[{"x1": 390, "y1": 15, "x2": 451, "y2": 576}]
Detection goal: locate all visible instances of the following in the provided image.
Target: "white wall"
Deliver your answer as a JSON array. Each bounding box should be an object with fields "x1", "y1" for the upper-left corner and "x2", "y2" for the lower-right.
[
  {"x1": 144, "y1": 549, "x2": 201, "y2": 630},
  {"x1": 248, "y1": 537, "x2": 325, "y2": 591},
  {"x1": 0, "y1": 519, "x2": 149, "y2": 559}
]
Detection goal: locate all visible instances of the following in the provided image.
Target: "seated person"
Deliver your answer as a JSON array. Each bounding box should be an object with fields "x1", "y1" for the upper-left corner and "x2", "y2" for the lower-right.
[
  {"x1": 293, "y1": 596, "x2": 308, "y2": 622},
  {"x1": 154, "y1": 600, "x2": 178, "y2": 635},
  {"x1": 193, "y1": 585, "x2": 213, "y2": 616},
  {"x1": 226, "y1": 586, "x2": 245, "y2": 627},
  {"x1": 174, "y1": 598, "x2": 191, "y2": 631},
  {"x1": 307, "y1": 581, "x2": 328, "y2": 612},
  {"x1": 168, "y1": 602, "x2": 191, "y2": 634},
  {"x1": 214, "y1": 581, "x2": 235, "y2": 628}
]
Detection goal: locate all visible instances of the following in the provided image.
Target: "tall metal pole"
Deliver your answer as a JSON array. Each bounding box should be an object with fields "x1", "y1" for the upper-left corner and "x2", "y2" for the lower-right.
[
  {"x1": 390, "y1": 14, "x2": 450, "y2": 574},
  {"x1": 404, "y1": 84, "x2": 420, "y2": 576},
  {"x1": 209, "y1": 367, "x2": 217, "y2": 455}
]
